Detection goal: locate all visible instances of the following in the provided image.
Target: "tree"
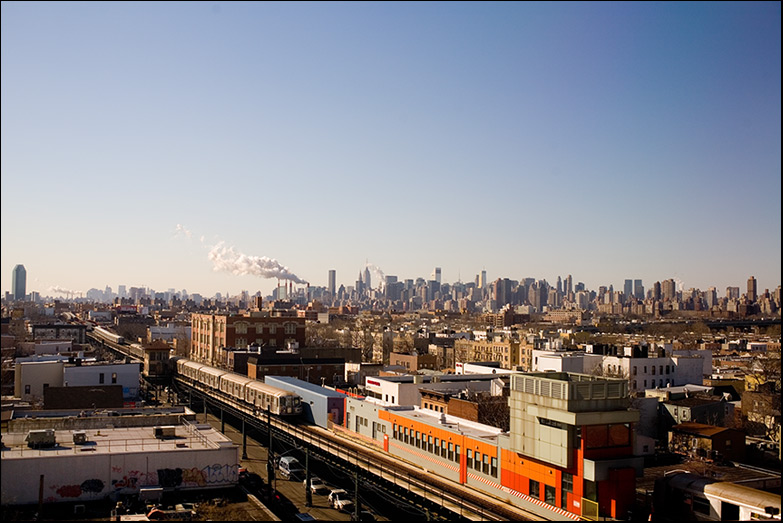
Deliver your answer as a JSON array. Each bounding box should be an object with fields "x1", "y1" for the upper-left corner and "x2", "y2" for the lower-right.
[{"x1": 742, "y1": 346, "x2": 781, "y2": 440}]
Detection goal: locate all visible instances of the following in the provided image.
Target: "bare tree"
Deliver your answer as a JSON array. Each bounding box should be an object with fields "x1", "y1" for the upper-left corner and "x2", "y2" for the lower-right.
[{"x1": 741, "y1": 345, "x2": 781, "y2": 440}]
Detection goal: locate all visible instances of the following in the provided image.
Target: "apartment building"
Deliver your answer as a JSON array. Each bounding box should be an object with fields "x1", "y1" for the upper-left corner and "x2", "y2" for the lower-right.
[{"x1": 190, "y1": 311, "x2": 305, "y2": 366}]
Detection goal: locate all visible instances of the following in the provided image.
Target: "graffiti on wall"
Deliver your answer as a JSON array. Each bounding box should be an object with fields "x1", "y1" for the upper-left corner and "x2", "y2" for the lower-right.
[
  {"x1": 47, "y1": 463, "x2": 237, "y2": 500},
  {"x1": 52, "y1": 479, "x2": 105, "y2": 499},
  {"x1": 157, "y1": 463, "x2": 238, "y2": 488}
]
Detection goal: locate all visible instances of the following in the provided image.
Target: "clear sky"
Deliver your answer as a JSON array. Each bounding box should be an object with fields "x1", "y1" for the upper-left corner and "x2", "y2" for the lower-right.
[{"x1": 2, "y1": 1, "x2": 781, "y2": 299}]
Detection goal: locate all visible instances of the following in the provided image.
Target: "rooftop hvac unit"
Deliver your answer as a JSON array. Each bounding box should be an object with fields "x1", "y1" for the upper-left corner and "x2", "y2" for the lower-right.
[{"x1": 154, "y1": 426, "x2": 176, "y2": 439}]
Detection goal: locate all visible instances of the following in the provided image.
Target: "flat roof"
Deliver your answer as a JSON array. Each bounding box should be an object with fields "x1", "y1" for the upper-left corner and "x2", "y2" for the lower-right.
[
  {"x1": 9, "y1": 406, "x2": 189, "y2": 420},
  {"x1": 265, "y1": 376, "x2": 348, "y2": 398},
  {"x1": 1, "y1": 422, "x2": 234, "y2": 459},
  {"x1": 388, "y1": 406, "x2": 504, "y2": 442},
  {"x1": 372, "y1": 373, "x2": 503, "y2": 384}
]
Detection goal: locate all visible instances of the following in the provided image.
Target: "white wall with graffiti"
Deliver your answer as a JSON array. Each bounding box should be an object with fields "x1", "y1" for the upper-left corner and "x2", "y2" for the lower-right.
[{"x1": 1, "y1": 446, "x2": 240, "y2": 505}]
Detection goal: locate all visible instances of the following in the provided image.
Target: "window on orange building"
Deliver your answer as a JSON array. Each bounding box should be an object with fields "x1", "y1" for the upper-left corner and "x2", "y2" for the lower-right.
[
  {"x1": 562, "y1": 472, "x2": 573, "y2": 493},
  {"x1": 529, "y1": 479, "x2": 540, "y2": 499},
  {"x1": 545, "y1": 485, "x2": 556, "y2": 506},
  {"x1": 583, "y1": 425, "x2": 607, "y2": 448},
  {"x1": 608, "y1": 424, "x2": 631, "y2": 446}
]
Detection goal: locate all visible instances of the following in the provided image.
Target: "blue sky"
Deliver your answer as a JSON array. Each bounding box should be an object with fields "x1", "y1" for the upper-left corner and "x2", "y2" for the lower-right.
[{"x1": 2, "y1": 1, "x2": 780, "y2": 298}]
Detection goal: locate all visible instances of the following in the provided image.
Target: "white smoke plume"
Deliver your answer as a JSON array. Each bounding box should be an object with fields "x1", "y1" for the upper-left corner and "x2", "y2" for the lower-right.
[
  {"x1": 49, "y1": 286, "x2": 79, "y2": 297},
  {"x1": 208, "y1": 242, "x2": 308, "y2": 284},
  {"x1": 174, "y1": 224, "x2": 193, "y2": 240},
  {"x1": 365, "y1": 263, "x2": 385, "y2": 289}
]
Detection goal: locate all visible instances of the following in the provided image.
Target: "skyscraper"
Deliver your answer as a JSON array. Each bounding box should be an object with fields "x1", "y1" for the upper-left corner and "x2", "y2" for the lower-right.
[
  {"x1": 432, "y1": 267, "x2": 441, "y2": 284},
  {"x1": 662, "y1": 279, "x2": 677, "y2": 302},
  {"x1": 364, "y1": 267, "x2": 372, "y2": 291},
  {"x1": 634, "y1": 279, "x2": 644, "y2": 300},
  {"x1": 328, "y1": 270, "x2": 336, "y2": 296},
  {"x1": 624, "y1": 279, "x2": 633, "y2": 300},
  {"x1": 747, "y1": 276, "x2": 757, "y2": 302},
  {"x1": 653, "y1": 281, "x2": 662, "y2": 301},
  {"x1": 705, "y1": 287, "x2": 717, "y2": 308},
  {"x1": 479, "y1": 270, "x2": 487, "y2": 289},
  {"x1": 12, "y1": 264, "x2": 26, "y2": 301}
]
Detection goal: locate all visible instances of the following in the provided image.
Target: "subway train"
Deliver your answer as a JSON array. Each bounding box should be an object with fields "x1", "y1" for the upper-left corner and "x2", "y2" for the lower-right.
[
  {"x1": 92, "y1": 326, "x2": 125, "y2": 345},
  {"x1": 171, "y1": 357, "x2": 303, "y2": 417},
  {"x1": 653, "y1": 471, "x2": 781, "y2": 521}
]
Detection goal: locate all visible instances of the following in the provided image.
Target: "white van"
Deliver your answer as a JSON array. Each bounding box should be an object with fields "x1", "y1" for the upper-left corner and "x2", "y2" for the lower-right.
[{"x1": 278, "y1": 456, "x2": 305, "y2": 480}]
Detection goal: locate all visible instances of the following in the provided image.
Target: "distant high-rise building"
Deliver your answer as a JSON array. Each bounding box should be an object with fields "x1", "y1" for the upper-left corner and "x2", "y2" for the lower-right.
[
  {"x1": 747, "y1": 276, "x2": 757, "y2": 302},
  {"x1": 479, "y1": 270, "x2": 487, "y2": 289},
  {"x1": 364, "y1": 267, "x2": 372, "y2": 290},
  {"x1": 328, "y1": 270, "x2": 336, "y2": 296},
  {"x1": 624, "y1": 280, "x2": 633, "y2": 300},
  {"x1": 634, "y1": 279, "x2": 644, "y2": 300},
  {"x1": 566, "y1": 275, "x2": 573, "y2": 295},
  {"x1": 662, "y1": 279, "x2": 677, "y2": 302},
  {"x1": 494, "y1": 278, "x2": 513, "y2": 308},
  {"x1": 652, "y1": 281, "x2": 662, "y2": 301},
  {"x1": 432, "y1": 267, "x2": 441, "y2": 284},
  {"x1": 726, "y1": 286, "x2": 740, "y2": 300},
  {"x1": 705, "y1": 287, "x2": 717, "y2": 308},
  {"x1": 556, "y1": 276, "x2": 562, "y2": 294},
  {"x1": 12, "y1": 264, "x2": 26, "y2": 301}
]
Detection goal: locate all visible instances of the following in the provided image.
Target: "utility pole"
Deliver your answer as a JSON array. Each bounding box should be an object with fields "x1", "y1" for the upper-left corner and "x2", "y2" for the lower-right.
[
  {"x1": 266, "y1": 406, "x2": 275, "y2": 500},
  {"x1": 305, "y1": 448, "x2": 312, "y2": 507},
  {"x1": 353, "y1": 469, "x2": 360, "y2": 521},
  {"x1": 241, "y1": 418, "x2": 248, "y2": 460}
]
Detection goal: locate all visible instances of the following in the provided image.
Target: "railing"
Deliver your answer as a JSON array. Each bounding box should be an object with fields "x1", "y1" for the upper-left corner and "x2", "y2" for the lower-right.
[{"x1": 3, "y1": 434, "x2": 208, "y2": 456}]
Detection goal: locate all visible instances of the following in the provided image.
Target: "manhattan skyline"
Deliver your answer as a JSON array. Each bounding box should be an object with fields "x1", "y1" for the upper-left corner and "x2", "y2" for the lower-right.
[{"x1": 2, "y1": 2, "x2": 780, "y2": 298}]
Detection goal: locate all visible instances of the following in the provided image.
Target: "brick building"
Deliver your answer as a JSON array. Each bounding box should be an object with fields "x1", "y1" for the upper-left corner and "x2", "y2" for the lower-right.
[{"x1": 190, "y1": 311, "x2": 305, "y2": 366}]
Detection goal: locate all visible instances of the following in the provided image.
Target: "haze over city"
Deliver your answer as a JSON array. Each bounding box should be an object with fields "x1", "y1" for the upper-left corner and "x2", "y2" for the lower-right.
[{"x1": 2, "y1": 2, "x2": 780, "y2": 299}]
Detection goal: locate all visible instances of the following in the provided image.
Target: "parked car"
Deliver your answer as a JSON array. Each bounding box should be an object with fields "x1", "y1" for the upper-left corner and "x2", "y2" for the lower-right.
[
  {"x1": 328, "y1": 488, "x2": 355, "y2": 513},
  {"x1": 278, "y1": 456, "x2": 305, "y2": 480},
  {"x1": 303, "y1": 475, "x2": 330, "y2": 496}
]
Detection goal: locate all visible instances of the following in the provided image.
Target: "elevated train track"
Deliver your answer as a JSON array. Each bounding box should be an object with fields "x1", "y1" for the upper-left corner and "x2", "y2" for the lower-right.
[
  {"x1": 176, "y1": 377, "x2": 540, "y2": 521},
  {"x1": 91, "y1": 334, "x2": 543, "y2": 520}
]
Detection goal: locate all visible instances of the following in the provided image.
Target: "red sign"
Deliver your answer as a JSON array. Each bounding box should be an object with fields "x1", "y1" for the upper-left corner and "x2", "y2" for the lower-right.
[{"x1": 367, "y1": 379, "x2": 380, "y2": 387}]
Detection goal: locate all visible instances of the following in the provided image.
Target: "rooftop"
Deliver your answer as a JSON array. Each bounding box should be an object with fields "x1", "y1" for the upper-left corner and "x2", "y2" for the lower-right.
[
  {"x1": 671, "y1": 422, "x2": 737, "y2": 437},
  {"x1": 1, "y1": 420, "x2": 234, "y2": 459},
  {"x1": 389, "y1": 405, "x2": 504, "y2": 442}
]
